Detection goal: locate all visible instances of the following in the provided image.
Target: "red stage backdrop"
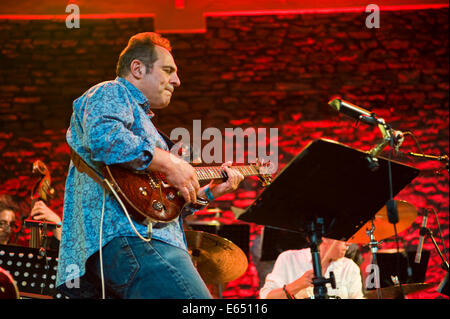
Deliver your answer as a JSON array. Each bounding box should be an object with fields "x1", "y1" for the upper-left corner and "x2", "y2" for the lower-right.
[{"x1": 0, "y1": 7, "x2": 448, "y2": 299}]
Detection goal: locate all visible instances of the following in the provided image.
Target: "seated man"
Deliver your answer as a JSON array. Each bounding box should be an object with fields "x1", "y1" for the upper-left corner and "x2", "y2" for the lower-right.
[
  {"x1": 1, "y1": 194, "x2": 61, "y2": 247},
  {"x1": 0, "y1": 195, "x2": 19, "y2": 245},
  {"x1": 259, "y1": 238, "x2": 364, "y2": 299}
]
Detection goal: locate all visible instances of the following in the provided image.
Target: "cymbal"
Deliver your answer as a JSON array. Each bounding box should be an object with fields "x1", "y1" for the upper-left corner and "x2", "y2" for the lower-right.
[
  {"x1": 364, "y1": 283, "x2": 434, "y2": 299},
  {"x1": 184, "y1": 214, "x2": 222, "y2": 227},
  {"x1": 348, "y1": 200, "x2": 418, "y2": 244},
  {"x1": 376, "y1": 248, "x2": 406, "y2": 254},
  {"x1": 185, "y1": 230, "x2": 248, "y2": 285},
  {"x1": 187, "y1": 220, "x2": 221, "y2": 226}
]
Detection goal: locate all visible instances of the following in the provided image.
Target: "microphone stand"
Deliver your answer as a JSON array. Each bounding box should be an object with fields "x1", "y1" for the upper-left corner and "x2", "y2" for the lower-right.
[
  {"x1": 419, "y1": 225, "x2": 449, "y2": 292},
  {"x1": 366, "y1": 222, "x2": 383, "y2": 299},
  {"x1": 365, "y1": 117, "x2": 392, "y2": 171},
  {"x1": 404, "y1": 151, "x2": 449, "y2": 294},
  {"x1": 402, "y1": 152, "x2": 449, "y2": 175},
  {"x1": 403, "y1": 146, "x2": 449, "y2": 295},
  {"x1": 403, "y1": 152, "x2": 449, "y2": 163},
  {"x1": 366, "y1": 120, "x2": 407, "y2": 298}
]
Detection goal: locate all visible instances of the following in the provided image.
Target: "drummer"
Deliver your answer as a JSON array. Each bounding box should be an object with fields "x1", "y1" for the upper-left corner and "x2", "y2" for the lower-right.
[{"x1": 259, "y1": 238, "x2": 364, "y2": 299}]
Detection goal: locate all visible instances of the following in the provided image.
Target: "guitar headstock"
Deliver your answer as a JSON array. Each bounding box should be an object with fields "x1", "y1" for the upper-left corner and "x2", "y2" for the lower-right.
[{"x1": 252, "y1": 159, "x2": 273, "y2": 187}]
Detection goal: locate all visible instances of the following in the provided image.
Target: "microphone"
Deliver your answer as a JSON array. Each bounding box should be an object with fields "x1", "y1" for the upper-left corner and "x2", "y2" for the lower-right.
[
  {"x1": 328, "y1": 97, "x2": 382, "y2": 126},
  {"x1": 329, "y1": 97, "x2": 406, "y2": 154},
  {"x1": 414, "y1": 212, "x2": 429, "y2": 264}
]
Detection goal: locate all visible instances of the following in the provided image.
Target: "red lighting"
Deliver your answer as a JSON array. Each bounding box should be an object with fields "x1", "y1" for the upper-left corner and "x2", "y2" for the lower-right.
[
  {"x1": 0, "y1": 13, "x2": 155, "y2": 20},
  {"x1": 175, "y1": 0, "x2": 185, "y2": 10},
  {"x1": 204, "y1": 3, "x2": 449, "y2": 17},
  {"x1": 0, "y1": 4, "x2": 447, "y2": 21}
]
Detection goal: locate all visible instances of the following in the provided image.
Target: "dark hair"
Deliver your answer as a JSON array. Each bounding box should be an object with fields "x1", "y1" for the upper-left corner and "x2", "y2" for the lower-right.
[
  {"x1": 0, "y1": 194, "x2": 19, "y2": 215},
  {"x1": 116, "y1": 32, "x2": 172, "y2": 77}
]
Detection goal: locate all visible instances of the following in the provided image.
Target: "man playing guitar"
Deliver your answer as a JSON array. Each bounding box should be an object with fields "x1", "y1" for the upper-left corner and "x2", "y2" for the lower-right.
[{"x1": 56, "y1": 32, "x2": 244, "y2": 299}]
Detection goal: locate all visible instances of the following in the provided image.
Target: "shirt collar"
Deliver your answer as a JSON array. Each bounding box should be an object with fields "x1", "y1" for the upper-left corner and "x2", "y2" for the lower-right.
[{"x1": 116, "y1": 76, "x2": 152, "y2": 115}]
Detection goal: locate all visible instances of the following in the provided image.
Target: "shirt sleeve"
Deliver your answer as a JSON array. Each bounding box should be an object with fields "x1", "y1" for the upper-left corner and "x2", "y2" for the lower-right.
[
  {"x1": 259, "y1": 252, "x2": 290, "y2": 299},
  {"x1": 80, "y1": 82, "x2": 155, "y2": 170}
]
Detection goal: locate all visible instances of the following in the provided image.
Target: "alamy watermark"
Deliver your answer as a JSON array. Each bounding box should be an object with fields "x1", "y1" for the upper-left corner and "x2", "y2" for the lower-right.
[
  {"x1": 65, "y1": 4, "x2": 80, "y2": 29},
  {"x1": 169, "y1": 120, "x2": 278, "y2": 174},
  {"x1": 64, "y1": 264, "x2": 80, "y2": 289},
  {"x1": 365, "y1": 263, "x2": 381, "y2": 289},
  {"x1": 365, "y1": 4, "x2": 380, "y2": 29}
]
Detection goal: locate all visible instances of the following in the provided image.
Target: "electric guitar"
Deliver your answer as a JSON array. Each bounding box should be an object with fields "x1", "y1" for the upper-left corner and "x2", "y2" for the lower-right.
[{"x1": 102, "y1": 163, "x2": 272, "y2": 224}]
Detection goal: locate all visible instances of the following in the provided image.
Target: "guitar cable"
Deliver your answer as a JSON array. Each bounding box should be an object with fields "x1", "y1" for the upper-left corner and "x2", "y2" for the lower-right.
[
  {"x1": 98, "y1": 179, "x2": 153, "y2": 299},
  {"x1": 99, "y1": 188, "x2": 106, "y2": 299},
  {"x1": 103, "y1": 179, "x2": 153, "y2": 243}
]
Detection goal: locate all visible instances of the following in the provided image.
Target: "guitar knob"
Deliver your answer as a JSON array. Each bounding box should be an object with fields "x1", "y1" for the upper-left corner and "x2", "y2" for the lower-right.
[
  {"x1": 139, "y1": 187, "x2": 148, "y2": 196},
  {"x1": 166, "y1": 192, "x2": 175, "y2": 200},
  {"x1": 152, "y1": 201, "x2": 164, "y2": 211}
]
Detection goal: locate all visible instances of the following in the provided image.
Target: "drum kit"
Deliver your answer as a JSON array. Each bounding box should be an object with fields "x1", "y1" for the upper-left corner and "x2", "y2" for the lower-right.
[
  {"x1": 348, "y1": 199, "x2": 443, "y2": 299},
  {"x1": 0, "y1": 202, "x2": 444, "y2": 299},
  {"x1": 186, "y1": 199, "x2": 446, "y2": 299}
]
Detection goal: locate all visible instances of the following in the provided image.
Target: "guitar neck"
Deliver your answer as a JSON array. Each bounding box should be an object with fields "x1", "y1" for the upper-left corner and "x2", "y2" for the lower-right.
[{"x1": 195, "y1": 165, "x2": 259, "y2": 182}]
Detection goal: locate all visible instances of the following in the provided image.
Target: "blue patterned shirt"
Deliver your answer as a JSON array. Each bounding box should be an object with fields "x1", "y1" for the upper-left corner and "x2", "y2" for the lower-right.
[{"x1": 56, "y1": 77, "x2": 188, "y2": 289}]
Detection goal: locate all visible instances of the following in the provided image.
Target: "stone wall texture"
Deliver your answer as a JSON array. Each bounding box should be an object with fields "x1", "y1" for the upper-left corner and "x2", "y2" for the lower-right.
[{"x1": 0, "y1": 8, "x2": 448, "y2": 299}]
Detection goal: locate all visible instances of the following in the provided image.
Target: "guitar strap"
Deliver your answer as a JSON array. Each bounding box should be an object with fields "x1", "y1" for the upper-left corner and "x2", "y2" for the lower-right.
[
  {"x1": 68, "y1": 129, "x2": 175, "y2": 186},
  {"x1": 69, "y1": 146, "x2": 106, "y2": 187}
]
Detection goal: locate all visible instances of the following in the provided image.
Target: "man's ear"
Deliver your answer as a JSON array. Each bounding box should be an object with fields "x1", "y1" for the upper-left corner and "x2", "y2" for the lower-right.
[{"x1": 129, "y1": 59, "x2": 145, "y2": 79}]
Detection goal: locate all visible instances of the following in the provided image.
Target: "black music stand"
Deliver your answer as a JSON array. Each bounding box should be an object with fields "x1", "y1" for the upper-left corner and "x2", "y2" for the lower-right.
[
  {"x1": 239, "y1": 139, "x2": 420, "y2": 298},
  {"x1": 260, "y1": 226, "x2": 307, "y2": 261},
  {"x1": 0, "y1": 244, "x2": 61, "y2": 299}
]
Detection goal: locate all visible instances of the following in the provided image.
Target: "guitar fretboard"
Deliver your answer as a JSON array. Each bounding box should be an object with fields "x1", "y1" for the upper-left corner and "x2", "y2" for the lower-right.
[{"x1": 195, "y1": 165, "x2": 259, "y2": 181}]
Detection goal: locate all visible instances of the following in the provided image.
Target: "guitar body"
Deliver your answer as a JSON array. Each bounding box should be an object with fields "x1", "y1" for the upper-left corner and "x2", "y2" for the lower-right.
[
  {"x1": 103, "y1": 165, "x2": 185, "y2": 224},
  {"x1": 102, "y1": 162, "x2": 272, "y2": 224}
]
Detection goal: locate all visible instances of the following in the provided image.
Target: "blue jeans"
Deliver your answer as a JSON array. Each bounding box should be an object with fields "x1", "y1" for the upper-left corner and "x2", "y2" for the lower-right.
[{"x1": 59, "y1": 236, "x2": 212, "y2": 299}]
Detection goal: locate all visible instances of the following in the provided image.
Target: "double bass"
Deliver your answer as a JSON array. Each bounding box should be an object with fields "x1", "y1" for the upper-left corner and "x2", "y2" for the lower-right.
[{"x1": 24, "y1": 160, "x2": 59, "y2": 250}]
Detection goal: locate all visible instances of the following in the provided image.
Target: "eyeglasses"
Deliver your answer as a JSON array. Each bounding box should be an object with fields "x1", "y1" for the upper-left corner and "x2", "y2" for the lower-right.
[{"x1": 0, "y1": 220, "x2": 18, "y2": 231}]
